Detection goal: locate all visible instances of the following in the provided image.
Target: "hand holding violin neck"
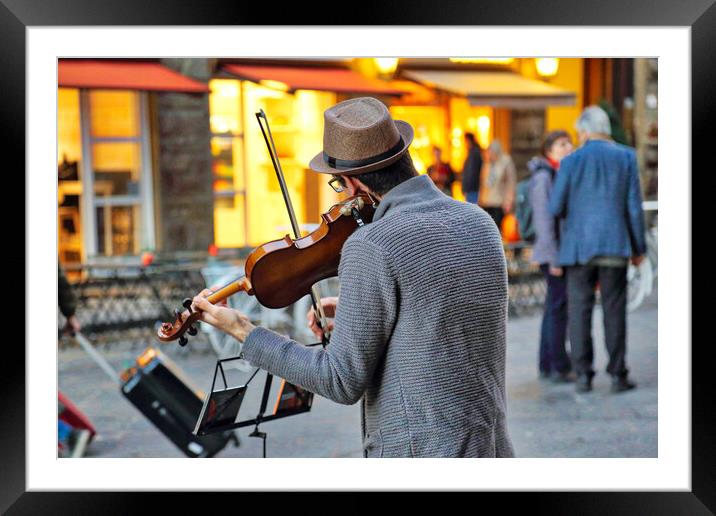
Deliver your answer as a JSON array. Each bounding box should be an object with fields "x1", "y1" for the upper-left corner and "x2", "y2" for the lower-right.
[{"x1": 206, "y1": 276, "x2": 253, "y2": 304}]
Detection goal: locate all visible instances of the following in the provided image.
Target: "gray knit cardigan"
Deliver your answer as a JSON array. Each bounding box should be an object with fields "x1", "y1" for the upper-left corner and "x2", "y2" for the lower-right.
[{"x1": 242, "y1": 175, "x2": 515, "y2": 458}]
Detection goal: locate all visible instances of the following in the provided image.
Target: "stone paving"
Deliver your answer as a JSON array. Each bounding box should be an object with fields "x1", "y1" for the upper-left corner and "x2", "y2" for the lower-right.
[{"x1": 58, "y1": 291, "x2": 657, "y2": 458}]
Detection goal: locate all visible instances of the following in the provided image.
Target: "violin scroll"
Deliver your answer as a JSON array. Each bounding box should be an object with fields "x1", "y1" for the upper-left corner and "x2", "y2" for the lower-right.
[{"x1": 157, "y1": 299, "x2": 201, "y2": 344}]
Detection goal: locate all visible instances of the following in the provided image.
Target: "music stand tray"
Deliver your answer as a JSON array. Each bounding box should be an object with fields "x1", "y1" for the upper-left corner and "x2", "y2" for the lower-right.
[{"x1": 194, "y1": 356, "x2": 314, "y2": 437}]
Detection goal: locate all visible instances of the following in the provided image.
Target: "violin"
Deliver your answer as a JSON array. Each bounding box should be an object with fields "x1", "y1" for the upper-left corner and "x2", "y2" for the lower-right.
[{"x1": 156, "y1": 193, "x2": 375, "y2": 345}]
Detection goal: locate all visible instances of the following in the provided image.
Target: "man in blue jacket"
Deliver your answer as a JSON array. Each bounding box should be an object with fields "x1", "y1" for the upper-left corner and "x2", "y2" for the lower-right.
[{"x1": 549, "y1": 106, "x2": 646, "y2": 394}]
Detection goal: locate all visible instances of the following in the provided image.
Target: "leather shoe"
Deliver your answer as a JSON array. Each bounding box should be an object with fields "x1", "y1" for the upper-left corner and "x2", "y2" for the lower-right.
[
  {"x1": 575, "y1": 375, "x2": 592, "y2": 393},
  {"x1": 611, "y1": 375, "x2": 636, "y2": 393}
]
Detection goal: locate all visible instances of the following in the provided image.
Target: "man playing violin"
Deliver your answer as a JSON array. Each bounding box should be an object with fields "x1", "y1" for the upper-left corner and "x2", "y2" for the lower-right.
[{"x1": 193, "y1": 97, "x2": 514, "y2": 458}]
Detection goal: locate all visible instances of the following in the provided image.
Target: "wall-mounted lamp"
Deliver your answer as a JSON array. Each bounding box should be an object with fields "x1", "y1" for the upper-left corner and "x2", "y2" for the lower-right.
[
  {"x1": 476, "y1": 115, "x2": 491, "y2": 148},
  {"x1": 449, "y1": 57, "x2": 515, "y2": 65},
  {"x1": 374, "y1": 58, "x2": 399, "y2": 78},
  {"x1": 535, "y1": 58, "x2": 560, "y2": 79},
  {"x1": 259, "y1": 79, "x2": 290, "y2": 92}
]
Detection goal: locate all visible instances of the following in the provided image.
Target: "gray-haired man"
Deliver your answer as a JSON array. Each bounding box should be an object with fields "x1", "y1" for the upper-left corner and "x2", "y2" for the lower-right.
[
  {"x1": 194, "y1": 97, "x2": 515, "y2": 458},
  {"x1": 549, "y1": 106, "x2": 646, "y2": 394}
]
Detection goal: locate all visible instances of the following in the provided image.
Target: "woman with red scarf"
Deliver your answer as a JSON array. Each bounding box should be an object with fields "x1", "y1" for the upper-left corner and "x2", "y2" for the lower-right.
[{"x1": 528, "y1": 130, "x2": 574, "y2": 382}]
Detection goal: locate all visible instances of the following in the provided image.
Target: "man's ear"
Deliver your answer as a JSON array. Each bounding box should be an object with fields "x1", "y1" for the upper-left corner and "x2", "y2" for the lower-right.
[
  {"x1": 344, "y1": 175, "x2": 380, "y2": 201},
  {"x1": 343, "y1": 176, "x2": 361, "y2": 196}
]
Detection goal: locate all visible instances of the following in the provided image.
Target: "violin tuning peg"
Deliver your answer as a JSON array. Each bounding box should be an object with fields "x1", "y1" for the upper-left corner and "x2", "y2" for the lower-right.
[
  {"x1": 182, "y1": 298, "x2": 193, "y2": 310},
  {"x1": 187, "y1": 326, "x2": 198, "y2": 336},
  {"x1": 178, "y1": 335, "x2": 189, "y2": 347}
]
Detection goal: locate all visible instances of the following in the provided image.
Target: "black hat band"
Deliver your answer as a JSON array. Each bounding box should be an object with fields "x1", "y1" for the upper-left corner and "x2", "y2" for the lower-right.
[{"x1": 323, "y1": 137, "x2": 404, "y2": 171}]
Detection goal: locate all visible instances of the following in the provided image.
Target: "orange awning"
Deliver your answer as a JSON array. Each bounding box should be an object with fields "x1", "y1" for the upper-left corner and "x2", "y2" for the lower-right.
[
  {"x1": 58, "y1": 60, "x2": 209, "y2": 93},
  {"x1": 221, "y1": 64, "x2": 404, "y2": 96}
]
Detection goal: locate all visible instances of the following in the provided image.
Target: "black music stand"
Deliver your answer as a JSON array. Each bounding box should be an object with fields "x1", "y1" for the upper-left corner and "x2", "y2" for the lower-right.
[{"x1": 194, "y1": 357, "x2": 314, "y2": 440}]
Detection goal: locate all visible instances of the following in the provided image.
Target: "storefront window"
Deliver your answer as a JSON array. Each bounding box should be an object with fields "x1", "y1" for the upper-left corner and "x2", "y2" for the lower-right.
[
  {"x1": 209, "y1": 79, "x2": 247, "y2": 248},
  {"x1": 58, "y1": 89, "x2": 82, "y2": 164},
  {"x1": 449, "y1": 97, "x2": 495, "y2": 199},
  {"x1": 209, "y1": 79, "x2": 336, "y2": 248},
  {"x1": 389, "y1": 106, "x2": 448, "y2": 175},
  {"x1": 245, "y1": 84, "x2": 337, "y2": 246},
  {"x1": 58, "y1": 88, "x2": 83, "y2": 265},
  {"x1": 390, "y1": 101, "x2": 494, "y2": 200},
  {"x1": 86, "y1": 90, "x2": 147, "y2": 257}
]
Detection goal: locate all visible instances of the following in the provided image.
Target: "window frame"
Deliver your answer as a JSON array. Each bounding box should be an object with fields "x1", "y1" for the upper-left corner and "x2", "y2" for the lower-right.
[{"x1": 78, "y1": 89, "x2": 155, "y2": 260}]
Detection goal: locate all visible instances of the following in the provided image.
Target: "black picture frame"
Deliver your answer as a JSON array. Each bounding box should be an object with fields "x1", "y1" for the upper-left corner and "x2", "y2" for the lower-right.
[{"x1": 6, "y1": 0, "x2": 711, "y2": 512}]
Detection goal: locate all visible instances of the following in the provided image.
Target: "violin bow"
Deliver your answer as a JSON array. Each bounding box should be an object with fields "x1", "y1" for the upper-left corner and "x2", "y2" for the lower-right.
[{"x1": 255, "y1": 110, "x2": 331, "y2": 345}]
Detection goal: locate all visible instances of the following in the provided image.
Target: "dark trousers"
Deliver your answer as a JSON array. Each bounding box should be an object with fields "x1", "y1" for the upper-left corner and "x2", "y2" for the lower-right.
[
  {"x1": 539, "y1": 264, "x2": 571, "y2": 374},
  {"x1": 484, "y1": 207, "x2": 505, "y2": 232},
  {"x1": 566, "y1": 265, "x2": 628, "y2": 378}
]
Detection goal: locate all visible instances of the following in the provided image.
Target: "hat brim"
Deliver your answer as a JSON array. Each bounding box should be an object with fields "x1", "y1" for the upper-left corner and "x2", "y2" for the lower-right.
[{"x1": 308, "y1": 120, "x2": 414, "y2": 176}]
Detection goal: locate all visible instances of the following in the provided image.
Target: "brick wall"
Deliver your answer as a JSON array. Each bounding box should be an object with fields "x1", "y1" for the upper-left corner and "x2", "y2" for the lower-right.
[{"x1": 155, "y1": 58, "x2": 214, "y2": 255}]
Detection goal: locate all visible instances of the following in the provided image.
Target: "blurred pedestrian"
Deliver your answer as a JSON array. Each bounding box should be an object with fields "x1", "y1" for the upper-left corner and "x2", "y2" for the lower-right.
[
  {"x1": 549, "y1": 106, "x2": 646, "y2": 394},
  {"x1": 461, "y1": 132, "x2": 483, "y2": 205},
  {"x1": 527, "y1": 131, "x2": 574, "y2": 382},
  {"x1": 58, "y1": 265, "x2": 92, "y2": 457},
  {"x1": 480, "y1": 139, "x2": 517, "y2": 231},
  {"x1": 59, "y1": 265, "x2": 81, "y2": 336},
  {"x1": 427, "y1": 145, "x2": 456, "y2": 196}
]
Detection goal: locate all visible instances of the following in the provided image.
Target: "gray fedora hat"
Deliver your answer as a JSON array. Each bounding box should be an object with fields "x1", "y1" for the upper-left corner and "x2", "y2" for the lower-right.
[{"x1": 309, "y1": 97, "x2": 414, "y2": 176}]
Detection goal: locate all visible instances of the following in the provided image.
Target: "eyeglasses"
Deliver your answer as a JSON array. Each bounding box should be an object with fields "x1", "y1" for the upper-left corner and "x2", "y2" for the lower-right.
[{"x1": 328, "y1": 176, "x2": 346, "y2": 193}]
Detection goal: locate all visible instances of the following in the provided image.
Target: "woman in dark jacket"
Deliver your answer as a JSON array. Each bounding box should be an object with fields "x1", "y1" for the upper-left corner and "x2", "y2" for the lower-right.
[
  {"x1": 461, "y1": 132, "x2": 483, "y2": 204},
  {"x1": 528, "y1": 130, "x2": 574, "y2": 381}
]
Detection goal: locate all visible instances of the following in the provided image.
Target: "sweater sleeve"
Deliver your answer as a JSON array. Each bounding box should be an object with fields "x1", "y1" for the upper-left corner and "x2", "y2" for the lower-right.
[
  {"x1": 241, "y1": 238, "x2": 398, "y2": 405},
  {"x1": 530, "y1": 174, "x2": 560, "y2": 267}
]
